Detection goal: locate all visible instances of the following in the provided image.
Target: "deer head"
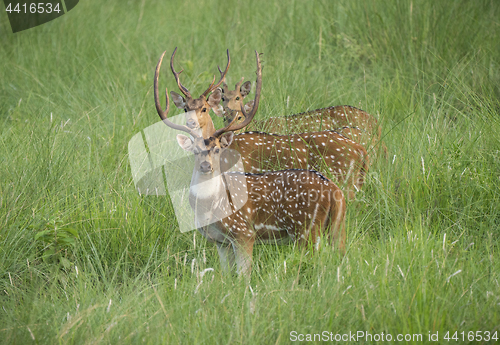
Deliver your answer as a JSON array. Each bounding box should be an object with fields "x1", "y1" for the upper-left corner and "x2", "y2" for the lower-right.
[
  {"x1": 210, "y1": 66, "x2": 259, "y2": 128},
  {"x1": 154, "y1": 48, "x2": 230, "y2": 139},
  {"x1": 172, "y1": 85, "x2": 261, "y2": 176},
  {"x1": 176, "y1": 132, "x2": 235, "y2": 178},
  {"x1": 154, "y1": 49, "x2": 261, "y2": 175}
]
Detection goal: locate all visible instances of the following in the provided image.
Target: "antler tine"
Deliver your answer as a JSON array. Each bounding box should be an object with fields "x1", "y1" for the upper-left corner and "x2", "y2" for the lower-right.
[
  {"x1": 202, "y1": 49, "x2": 230, "y2": 98},
  {"x1": 154, "y1": 51, "x2": 169, "y2": 120},
  {"x1": 212, "y1": 51, "x2": 262, "y2": 137},
  {"x1": 155, "y1": 50, "x2": 199, "y2": 137},
  {"x1": 217, "y1": 65, "x2": 224, "y2": 78},
  {"x1": 170, "y1": 47, "x2": 192, "y2": 99},
  {"x1": 238, "y1": 51, "x2": 262, "y2": 125},
  {"x1": 235, "y1": 77, "x2": 245, "y2": 91},
  {"x1": 217, "y1": 65, "x2": 229, "y2": 91},
  {"x1": 204, "y1": 74, "x2": 217, "y2": 95}
]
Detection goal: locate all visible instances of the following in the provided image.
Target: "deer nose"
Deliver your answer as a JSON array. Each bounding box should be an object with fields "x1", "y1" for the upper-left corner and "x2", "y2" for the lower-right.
[
  {"x1": 186, "y1": 119, "x2": 197, "y2": 128},
  {"x1": 200, "y1": 161, "x2": 212, "y2": 173}
]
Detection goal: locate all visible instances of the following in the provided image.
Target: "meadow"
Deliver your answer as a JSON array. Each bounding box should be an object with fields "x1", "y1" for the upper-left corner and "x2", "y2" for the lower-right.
[{"x1": 1, "y1": 0, "x2": 499, "y2": 343}]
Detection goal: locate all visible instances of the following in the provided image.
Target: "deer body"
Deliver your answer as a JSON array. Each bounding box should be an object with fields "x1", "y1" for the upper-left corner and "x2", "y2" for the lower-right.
[
  {"x1": 216, "y1": 82, "x2": 386, "y2": 159},
  {"x1": 254, "y1": 105, "x2": 379, "y2": 134},
  {"x1": 155, "y1": 50, "x2": 346, "y2": 276},
  {"x1": 179, "y1": 134, "x2": 346, "y2": 276},
  {"x1": 254, "y1": 106, "x2": 386, "y2": 158},
  {"x1": 221, "y1": 130, "x2": 368, "y2": 200}
]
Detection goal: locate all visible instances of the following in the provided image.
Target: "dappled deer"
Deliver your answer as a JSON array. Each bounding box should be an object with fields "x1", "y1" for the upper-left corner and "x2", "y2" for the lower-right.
[
  {"x1": 262, "y1": 106, "x2": 386, "y2": 159},
  {"x1": 155, "y1": 50, "x2": 368, "y2": 198},
  {"x1": 224, "y1": 129, "x2": 369, "y2": 200},
  {"x1": 153, "y1": 63, "x2": 347, "y2": 277},
  {"x1": 215, "y1": 79, "x2": 386, "y2": 158},
  {"x1": 154, "y1": 47, "x2": 230, "y2": 139}
]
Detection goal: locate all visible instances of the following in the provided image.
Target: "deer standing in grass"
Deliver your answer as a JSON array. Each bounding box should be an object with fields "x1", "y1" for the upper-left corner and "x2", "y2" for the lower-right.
[
  {"x1": 155, "y1": 51, "x2": 369, "y2": 199},
  {"x1": 213, "y1": 79, "x2": 386, "y2": 159},
  {"x1": 154, "y1": 53, "x2": 347, "y2": 277},
  {"x1": 221, "y1": 128, "x2": 369, "y2": 200}
]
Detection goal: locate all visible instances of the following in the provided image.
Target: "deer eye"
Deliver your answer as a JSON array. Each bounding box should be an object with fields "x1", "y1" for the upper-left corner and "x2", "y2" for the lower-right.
[
  {"x1": 236, "y1": 97, "x2": 240, "y2": 100},
  {"x1": 184, "y1": 108, "x2": 188, "y2": 113},
  {"x1": 214, "y1": 148, "x2": 220, "y2": 154},
  {"x1": 221, "y1": 97, "x2": 225, "y2": 101},
  {"x1": 202, "y1": 108, "x2": 207, "y2": 112}
]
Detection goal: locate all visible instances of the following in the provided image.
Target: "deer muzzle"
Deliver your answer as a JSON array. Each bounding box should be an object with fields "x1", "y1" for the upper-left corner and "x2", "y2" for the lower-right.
[
  {"x1": 199, "y1": 161, "x2": 212, "y2": 173},
  {"x1": 186, "y1": 118, "x2": 198, "y2": 129}
]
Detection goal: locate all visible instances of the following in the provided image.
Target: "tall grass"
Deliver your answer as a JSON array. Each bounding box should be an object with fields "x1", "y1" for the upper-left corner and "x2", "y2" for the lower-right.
[{"x1": 1, "y1": 0, "x2": 499, "y2": 343}]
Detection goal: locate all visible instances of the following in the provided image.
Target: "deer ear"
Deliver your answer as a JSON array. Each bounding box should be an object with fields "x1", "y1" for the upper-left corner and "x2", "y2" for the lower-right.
[
  {"x1": 176, "y1": 134, "x2": 194, "y2": 151},
  {"x1": 208, "y1": 89, "x2": 224, "y2": 117},
  {"x1": 170, "y1": 91, "x2": 186, "y2": 109},
  {"x1": 212, "y1": 104, "x2": 224, "y2": 117},
  {"x1": 220, "y1": 132, "x2": 234, "y2": 148},
  {"x1": 240, "y1": 81, "x2": 252, "y2": 97},
  {"x1": 243, "y1": 100, "x2": 254, "y2": 113},
  {"x1": 208, "y1": 88, "x2": 222, "y2": 107}
]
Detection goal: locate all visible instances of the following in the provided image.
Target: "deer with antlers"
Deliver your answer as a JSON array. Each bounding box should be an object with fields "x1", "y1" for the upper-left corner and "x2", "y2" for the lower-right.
[
  {"x1": 162, "y1": 47, "x2": 230, "y2": 139},
  {"x1": 154, "y1": 51, "x2": 347, "y2": 277},
  {"x1": 155, "y1": 50, "x2": 368, "y2": 199},
  {"x1": 213, "y1": 79, "x2": 386, "y2": 159}
]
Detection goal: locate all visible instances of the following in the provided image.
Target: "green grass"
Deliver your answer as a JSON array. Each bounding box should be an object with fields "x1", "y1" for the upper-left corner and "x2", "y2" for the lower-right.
[{"x1": 1, "y1": 0, "x2": 500, "y2": 343}]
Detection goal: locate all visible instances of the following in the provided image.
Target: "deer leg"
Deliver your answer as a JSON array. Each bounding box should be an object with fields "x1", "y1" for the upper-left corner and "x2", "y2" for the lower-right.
[
  {"x1": 330, "y1": 189, "x2": 347, "y2": 255},
  {"x1": 232, "y1": 238, "x2": 255, "y2": 278},
  {"x1": 344, "y1": 159, "x2": 357, "y2": 200},
  {"x1": 216, "y1": 241, "x2": 235, "y2": 273},
  {"x1": 308, "y1": 204, "x2": 329, "y2": 251}
]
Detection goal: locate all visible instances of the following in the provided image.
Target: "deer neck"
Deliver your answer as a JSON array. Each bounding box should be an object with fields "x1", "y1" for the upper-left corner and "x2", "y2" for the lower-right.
[
  {"x1": 190, "y1": 169, "x2": 225, "y2": 199},
  {"x1": 189, "y1": 169, "x2": 229, "y2": 227}
]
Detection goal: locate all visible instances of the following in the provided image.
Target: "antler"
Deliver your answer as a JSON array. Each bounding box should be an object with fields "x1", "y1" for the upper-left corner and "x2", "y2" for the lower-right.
[
  {"x1": 235, "y1": 77, "x2": 245, "y2": 91},
  {"x1": 213, "y1": 50, "x2": 262, "y2": 138},
  {"x1": 154, "y1": 50, "x2": 199, "y2": 137},
  {"x1": 170, "y1": 47, "x2": 192, "y2": 99},
  {"x1": 154, "y1": 51, "x2": 170, "y2": 120},
  {"x1": 217, "y1": 64, "x2": 232, "y2": 93},
  {"x1": 201, "y1": 49, "x2": 231, "y2": 98}
]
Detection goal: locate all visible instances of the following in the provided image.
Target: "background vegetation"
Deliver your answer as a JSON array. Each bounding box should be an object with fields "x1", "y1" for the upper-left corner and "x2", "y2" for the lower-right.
[{"x1": 1, "y1": 0, "x2": 499, "y2": 343}]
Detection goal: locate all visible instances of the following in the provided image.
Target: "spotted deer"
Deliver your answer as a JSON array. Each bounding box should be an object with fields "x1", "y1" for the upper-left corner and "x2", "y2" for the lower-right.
[
  {"x1": 222, "y1": 129, "x2": 368, "y2": 200},
  {"x1": 215, "y1": 80, "x2": 386, "y2": 159},
  {"x1": 155, "y1": 51, "x2": 368, "y2": 199},
  {"x1": 153, "y1": 67, "x2": 347, "y2": 277},
  {"x1": 259, "y1": 106, "x2": 386, "y2": 159},
  {"x1": 154, "y1": 47, "x2": 231, "y2": 139},
  {"x1": 210, "y1": 63, "x2": 369, "y2": 199}
]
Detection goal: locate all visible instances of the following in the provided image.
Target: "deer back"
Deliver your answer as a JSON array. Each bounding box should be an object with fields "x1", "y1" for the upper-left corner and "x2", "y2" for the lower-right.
[{"x1": 221, "y1": 130, "x2": 368, "y2": 199}]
